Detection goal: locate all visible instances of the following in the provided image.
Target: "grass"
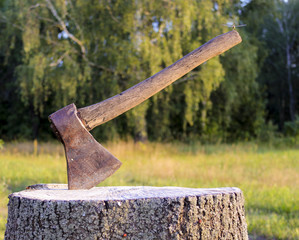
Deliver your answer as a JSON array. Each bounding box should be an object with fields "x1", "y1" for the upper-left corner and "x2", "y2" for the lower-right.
[{"x1": 0, "y1": 141, "x2": 298, "y2": 239}]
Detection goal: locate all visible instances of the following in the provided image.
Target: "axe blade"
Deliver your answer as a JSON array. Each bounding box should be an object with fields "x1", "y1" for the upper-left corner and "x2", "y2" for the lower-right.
[{"x1": 49, "y1": 103, "x2": 122, "y2": 190}]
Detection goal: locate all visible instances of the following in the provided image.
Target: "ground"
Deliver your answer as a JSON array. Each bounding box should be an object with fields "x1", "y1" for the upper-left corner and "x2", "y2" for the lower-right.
[{"x1": 0, "y1": 141, "x2": 298, "y2": 239}]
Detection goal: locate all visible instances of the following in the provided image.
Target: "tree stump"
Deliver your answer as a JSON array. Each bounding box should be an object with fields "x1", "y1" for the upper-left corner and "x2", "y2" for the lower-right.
[{"x1": 5, "y1": 184, "x2": 248, "y2": 240}]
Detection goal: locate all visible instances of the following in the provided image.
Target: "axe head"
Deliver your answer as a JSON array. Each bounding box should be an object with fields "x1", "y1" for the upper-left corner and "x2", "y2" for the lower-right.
[{"x1": 49, "y1": 103, "x2": 122, "y2": 190}]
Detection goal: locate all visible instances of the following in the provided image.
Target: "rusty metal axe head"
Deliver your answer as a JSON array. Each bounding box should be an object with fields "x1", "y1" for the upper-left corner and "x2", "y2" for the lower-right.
[{"x1": 49, "y1": 103, "x2": 122, "y2": 190}]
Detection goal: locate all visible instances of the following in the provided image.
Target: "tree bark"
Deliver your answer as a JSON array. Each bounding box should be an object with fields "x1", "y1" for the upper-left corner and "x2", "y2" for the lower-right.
[{"x1": 5, "y1": 184, "x2": 248, "y2": 240}]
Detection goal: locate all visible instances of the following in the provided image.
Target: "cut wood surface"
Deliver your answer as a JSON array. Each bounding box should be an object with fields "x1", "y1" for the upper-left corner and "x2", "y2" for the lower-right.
[
  {"x1": 5, "y1": 184, "x2": 248, "y2": 240},
  {"x1": 78, "y1": 30, "x2": 242, "y2": 131}
]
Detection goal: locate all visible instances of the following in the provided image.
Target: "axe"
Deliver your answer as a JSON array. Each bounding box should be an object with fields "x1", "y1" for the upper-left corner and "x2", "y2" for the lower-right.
[{"x1": 49, "y1": 30, "x2": 242, "y2": 190}]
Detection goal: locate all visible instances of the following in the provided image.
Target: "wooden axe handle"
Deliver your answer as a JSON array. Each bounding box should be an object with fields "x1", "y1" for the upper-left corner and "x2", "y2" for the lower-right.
[{"x1": 78, "y1": 30, "x2": 242, "y2": 130}]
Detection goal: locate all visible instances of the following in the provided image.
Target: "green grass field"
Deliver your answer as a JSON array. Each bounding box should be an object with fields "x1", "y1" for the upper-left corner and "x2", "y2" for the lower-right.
[{"x1": 0, "y1": 141, "x2": 298, "y2": 239}]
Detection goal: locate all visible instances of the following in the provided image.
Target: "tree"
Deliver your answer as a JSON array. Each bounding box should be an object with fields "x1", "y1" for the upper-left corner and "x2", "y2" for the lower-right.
[
  {"x1": 0, "y1": 0, "x2": 34, "y2": 140},
  {"x1": 0, "y1": 0, "x2": 272, "y2": 142},
  {"x1": 242, "y1": 0, "x2": 299, "y2": 129},
  {"x1": 144, "y1": 0, "x2": 233, "y2": 141},
  {"x1": 0, "y1": 0, "x2": 93, "y2": 139}
]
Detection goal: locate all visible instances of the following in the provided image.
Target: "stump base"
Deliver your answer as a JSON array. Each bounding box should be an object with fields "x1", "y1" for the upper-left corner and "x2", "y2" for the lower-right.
[{"x1": 5, "y1": 184, "x2": 248, "y2": 240}]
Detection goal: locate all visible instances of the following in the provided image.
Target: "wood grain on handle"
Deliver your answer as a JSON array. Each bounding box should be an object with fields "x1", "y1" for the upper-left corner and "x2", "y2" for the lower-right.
[{"x1": 78, "y1": 30, "x2": 242, "y2": 130}]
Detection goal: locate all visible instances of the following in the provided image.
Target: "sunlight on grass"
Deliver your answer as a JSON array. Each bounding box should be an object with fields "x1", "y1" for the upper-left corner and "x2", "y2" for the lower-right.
[
  {"x1": 0, "y1": 182, "x2": 9, "y2": 240},
  {"x1": 0, "y1": 141, "x2": 298, "y2": 239}
]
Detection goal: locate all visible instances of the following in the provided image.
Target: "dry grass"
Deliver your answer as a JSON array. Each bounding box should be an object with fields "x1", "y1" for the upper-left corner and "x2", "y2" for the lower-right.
[{"x1": 0, "y1": 141, "x2": 298, "y2": 239}]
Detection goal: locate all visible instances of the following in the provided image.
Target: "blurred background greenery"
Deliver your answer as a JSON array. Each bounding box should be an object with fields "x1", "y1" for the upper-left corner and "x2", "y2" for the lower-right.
[
  {"x1": 0, "y1": 0, "x2": 298, "y2": 143},
  {"x1": 0, "y1": 0, "x2": 298, "y2": 239}
]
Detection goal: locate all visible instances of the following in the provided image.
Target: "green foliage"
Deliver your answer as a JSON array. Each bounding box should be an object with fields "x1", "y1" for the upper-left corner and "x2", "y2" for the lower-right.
[
  {"x1": 256, "y1": 121, "x2": 278, "y2": 143},
  {"x1": 0, "y1": 0, "x2": 297, "y2": 143},
  {"x1": 207, "y1": 29, "x2": 265, "y2": 142},
  {"x1": 243, "y1": 0, "x2": 299, "y2": 128},
  {"x1": 284, "y1": 116, "x2": 299, "y2": 145},
  {"x1": 0, "y1": 0, "x2": 234, "y2": 142}
]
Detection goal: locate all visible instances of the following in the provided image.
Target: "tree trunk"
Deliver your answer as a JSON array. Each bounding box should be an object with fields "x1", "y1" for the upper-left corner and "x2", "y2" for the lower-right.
[
  {"x1": 29, "y1": 105, "x2": 40, "y2": 140},
  {"x1": 286, "y1": 42, "x2": 295, "y2": 121},
  {"x1": 276, "y1": 15, "x2": 296, "y2": 122},
  {"x1": 5, "y1": 184, "x2": 248, "y2": 240}
]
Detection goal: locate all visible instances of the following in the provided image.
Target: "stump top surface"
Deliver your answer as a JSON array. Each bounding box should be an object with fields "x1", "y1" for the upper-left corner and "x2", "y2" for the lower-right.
[{"x1": 11, "y1": 184, "x2": 241, "y2": 201}]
